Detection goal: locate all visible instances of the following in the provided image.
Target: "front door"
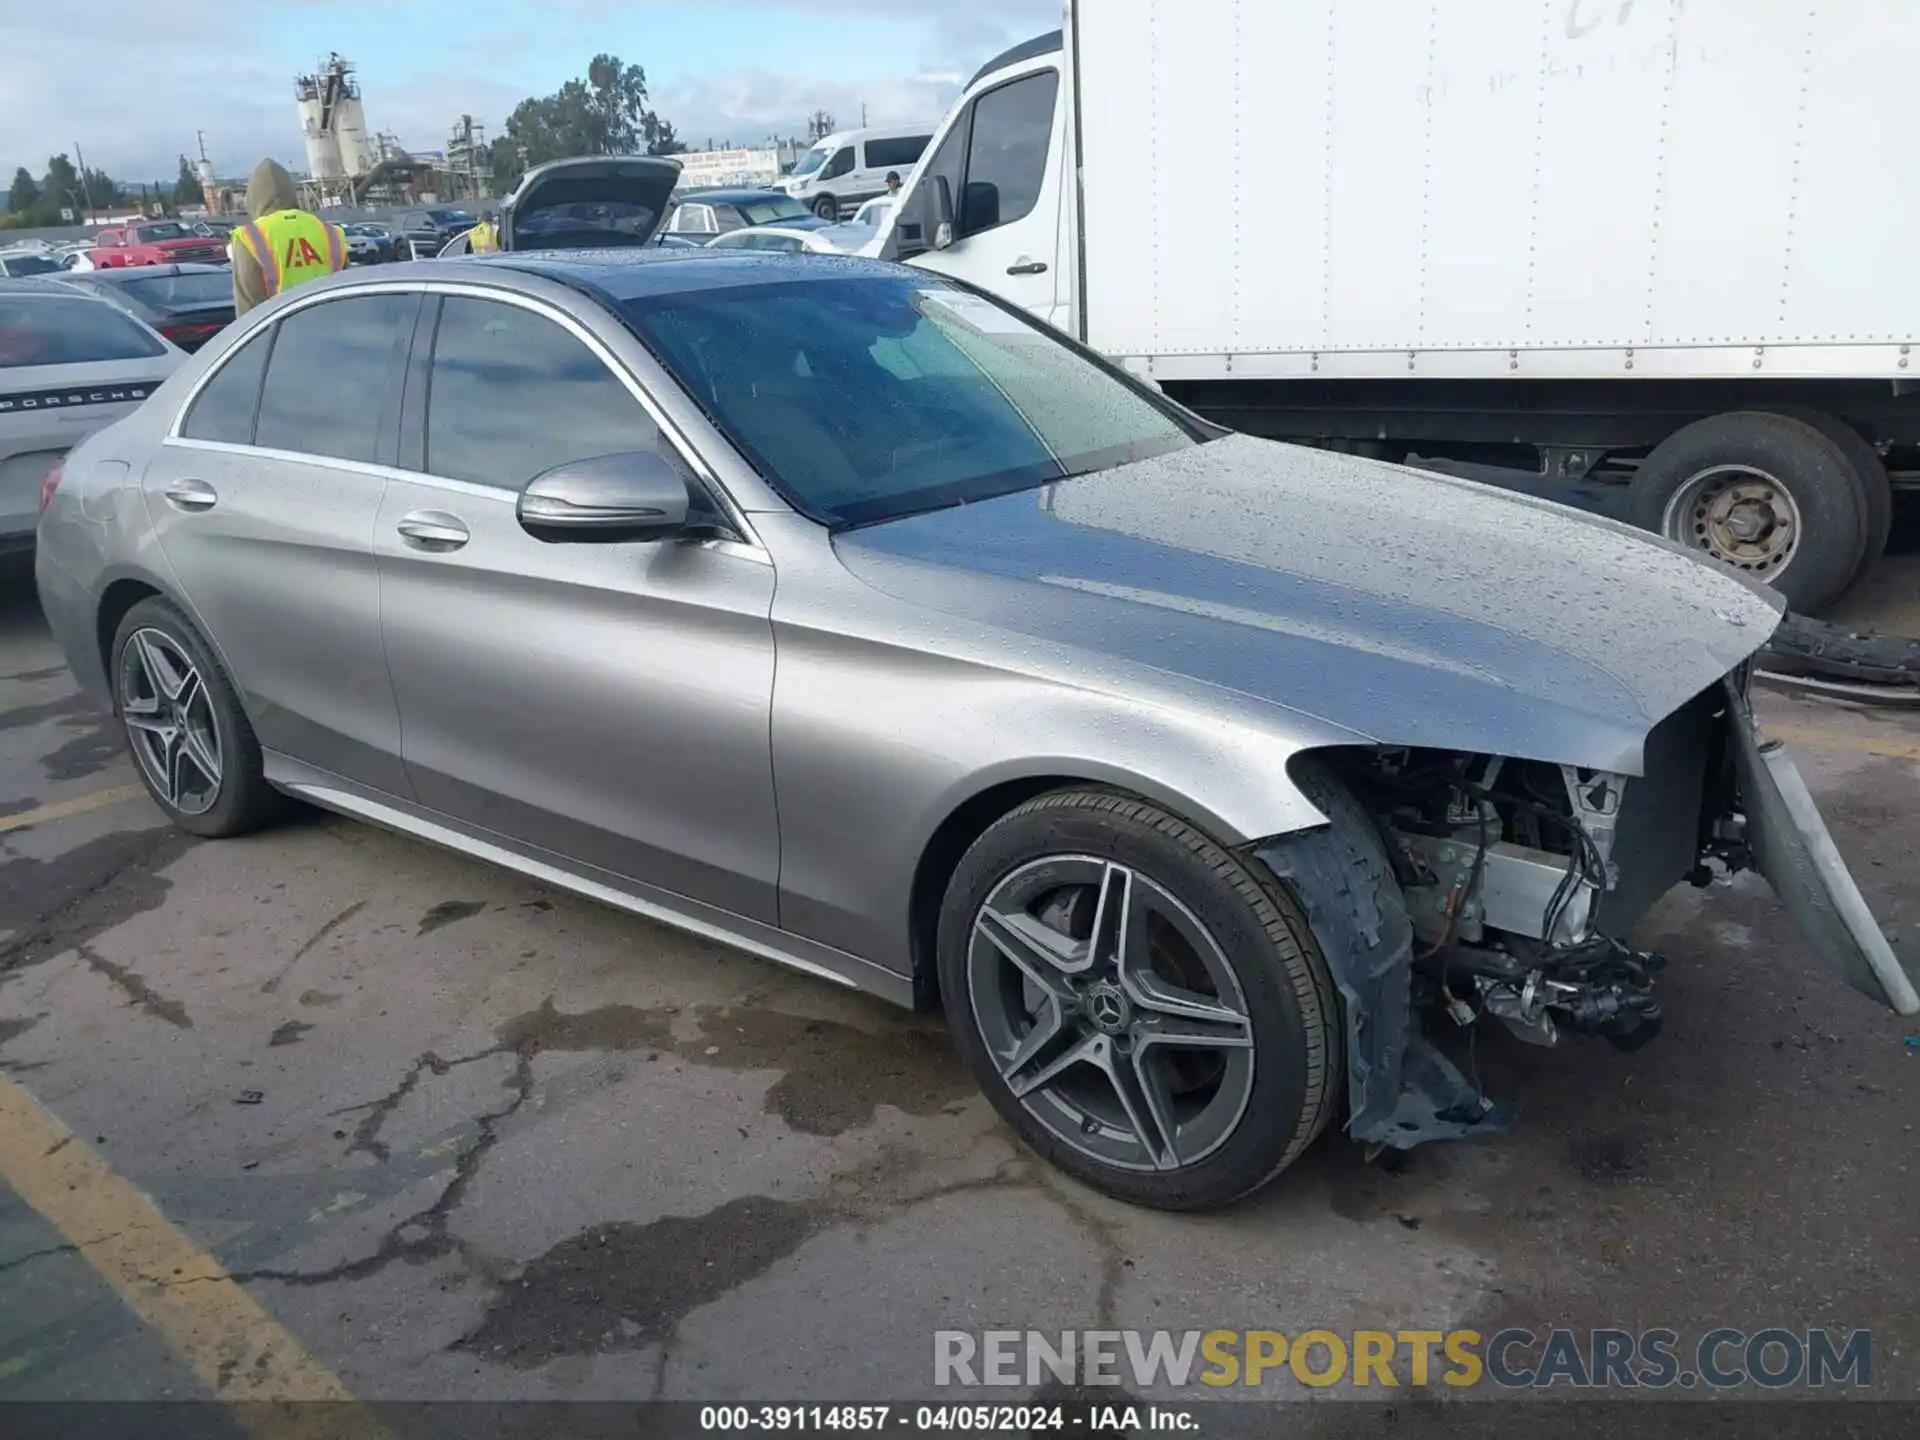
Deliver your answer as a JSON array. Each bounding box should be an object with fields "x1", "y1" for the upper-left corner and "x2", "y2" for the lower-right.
[
  {"x1": 143, "y1": 290, "x2": 418, "y2": 794},
  {"x1": 905, "y1": 66, "x2": 1065, "y2": 325},
  {"x1": 375, "y1": 292, "x2": 781, "y2": 921}
]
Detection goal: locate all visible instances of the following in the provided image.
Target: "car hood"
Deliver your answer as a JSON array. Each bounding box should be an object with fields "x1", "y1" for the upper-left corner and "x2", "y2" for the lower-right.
[{"x1": 832, "y1": 434, "x2": 1784, "y2": 773}]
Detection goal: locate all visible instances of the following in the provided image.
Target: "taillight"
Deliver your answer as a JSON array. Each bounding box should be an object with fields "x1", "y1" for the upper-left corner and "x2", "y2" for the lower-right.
[{"x1": 39, "y1": 458, "x2": 65, "y2": 514}]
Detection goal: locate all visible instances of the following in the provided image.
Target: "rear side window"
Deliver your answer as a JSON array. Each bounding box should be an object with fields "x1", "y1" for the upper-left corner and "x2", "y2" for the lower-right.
[
  {"x1": 0, "y1": 296, "x2": 168, "y2": 368},
  {"x1": 254, "y1": 294, "x2": 415, "y2": 463},
  {"x1": 180, "y1": 332, "x2": 272, "y2": 443},
  {"x1": 424, "y1": 296, "x2": 659, "y2": 489},
  {"x1": 863, "y1": 135, "x2": 930, "y2": 169},
  {"x1": 962, "y1": 71, "x2": 1058, "y2": 235}
]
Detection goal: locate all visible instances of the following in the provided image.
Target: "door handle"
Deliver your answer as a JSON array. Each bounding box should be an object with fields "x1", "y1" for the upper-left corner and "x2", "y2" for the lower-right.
[
  {"x1": 1006, "y1": 258, "x2": 1048, "y2": 276},
  {"x1": 396, "y1": 510, "x2": 470, "y2": 551},
  {"x1": 163, "y1": 477, "x2": 219, "y2": 512}
]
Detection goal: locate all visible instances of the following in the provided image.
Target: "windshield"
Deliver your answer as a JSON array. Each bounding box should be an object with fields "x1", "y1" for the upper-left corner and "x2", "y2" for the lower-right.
[
  {"x1": 132, "y1": 223, "x2": 192, "y2": 243},
  {"x1": 622, "y1": 274, "x2": 1200, "y2": 527},
  {"x1": 789, "y1": 146, "x2": 830, "y2": 179},
  {"x1": 115, "y1": 270, "x2": 233, "y2": 310},
  {"x1": 1, "y1": 254, "x2": 59, "y2": 275},
  {"x1": 739, "y1": 198, "x2": 811, "y2": 225},
  {"x1": 0, "y1": 296, "x2": 168, "y2": 367}
]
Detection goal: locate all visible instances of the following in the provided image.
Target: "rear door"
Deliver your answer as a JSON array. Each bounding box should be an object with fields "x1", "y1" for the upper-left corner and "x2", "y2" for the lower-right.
[
  {"x1": 144, "y1": 289, "x2": 418, "y2": 793},
  {"x1": 0, "y1": 292, "x2": 178, "y2": 544},
  {"x1": 374, "y1": 290, "x2": 780, "y2": 919}
]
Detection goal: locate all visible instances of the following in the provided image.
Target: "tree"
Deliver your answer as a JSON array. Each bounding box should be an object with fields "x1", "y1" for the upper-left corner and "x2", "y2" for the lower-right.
[
  {"x1": 44, "y1": 153, "x2": 81, "y2": 213},
  {"x1": 7, "y1": 167, "x2": 38, "y2": 215},
  {"x1": 175, "y1": 155, "x2": 204, "y2": 206},
  {"x1": 81, "y1": 166, "x2": 116, "y2": 209},
  {"x1": 498, "y1": 53, "x2": 683, "y2": 172},
  {"x1": 646, "y1": 117, "x2": 686, "y2": 157}
]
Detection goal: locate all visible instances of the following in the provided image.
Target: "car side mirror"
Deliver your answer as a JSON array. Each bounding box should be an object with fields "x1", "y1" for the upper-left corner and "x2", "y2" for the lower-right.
[{"x1": 517, "y1": 451, "x2": 691, "y2": 543}]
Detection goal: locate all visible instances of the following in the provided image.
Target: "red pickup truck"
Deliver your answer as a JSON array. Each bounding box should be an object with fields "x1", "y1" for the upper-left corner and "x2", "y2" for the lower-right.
[{"x1": 87, "y1": 220, "x2": 230, "y2": 269}]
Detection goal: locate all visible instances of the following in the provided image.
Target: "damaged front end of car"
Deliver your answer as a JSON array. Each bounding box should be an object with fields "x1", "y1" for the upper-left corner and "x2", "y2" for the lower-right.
[{"x1": 1259, "y1": 668, "x2": 1919, "y2": 1152}]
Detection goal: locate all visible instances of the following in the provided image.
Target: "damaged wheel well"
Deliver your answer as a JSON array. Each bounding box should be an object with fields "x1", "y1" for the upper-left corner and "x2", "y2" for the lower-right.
[{"x1": 906, "y1": 775, "x2": 1108, "y2": 1012}]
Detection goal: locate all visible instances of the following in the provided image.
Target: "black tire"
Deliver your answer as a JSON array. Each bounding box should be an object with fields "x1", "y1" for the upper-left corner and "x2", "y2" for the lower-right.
[
  {"x1": 1627, "y1": 411, "x2": 1868, "y2": 615},
  {"x1": 1775, "y1": 407, "x2": 1893, "y2": 589},
  {"x1": 110, "y1": 597, "x2": 286, "y2": 838},
  {"x1": 810, "y1": 195, "x2": 839, "y2": 222},
  {"x1": 936, "y1": 788, "x2": 1341, "y2": 1211}
]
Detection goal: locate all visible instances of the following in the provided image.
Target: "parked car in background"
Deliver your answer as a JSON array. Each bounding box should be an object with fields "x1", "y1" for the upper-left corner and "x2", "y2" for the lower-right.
[
  {"x1": 55, "y1": 242, "x2": 97, "y2": 271},
  {"x1": 34, "y1": 246, "x2": 1915, "y2": 1214},
  {"x1": 704, "y1": 219, "x2": 846, "y2": 254},
  {"x1": 396, "y1": 208, "x2": 479, "y2": 257},
  {"x1": 1, "y1": 279, "x2": 182, "y2": 552},
  {"x1": 0, "y1": 248, "x2": 64, "y2": 278},
  {"x1": 343, "y1": 223, "x2": 402, "y2": 265},
  {"x1": 850, "y1": 196, "x2": 895, "y2": 228},
  {"x1": 662, "y1": 189, "x2": 816, "y2": 244},
  {"x1": 87, "y1": 220, "x2": 229, "y2": 270},
  {"x1": 778, "y1": 125, "x2": 933, "y2": 219},
  {"x1": 55, "y1": 264, "x2": 236, "y2": 352}
]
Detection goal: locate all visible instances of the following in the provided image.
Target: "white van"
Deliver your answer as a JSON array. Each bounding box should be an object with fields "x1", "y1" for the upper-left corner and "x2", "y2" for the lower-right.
[{"x1": 779, "y1": 125, "x2": 932, "y2": 221}]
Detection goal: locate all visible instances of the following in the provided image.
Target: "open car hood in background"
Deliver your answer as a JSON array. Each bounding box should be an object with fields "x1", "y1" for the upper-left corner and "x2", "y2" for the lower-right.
[{"x1": 499, "y1": 156, "x2": 683, "y2": 251}]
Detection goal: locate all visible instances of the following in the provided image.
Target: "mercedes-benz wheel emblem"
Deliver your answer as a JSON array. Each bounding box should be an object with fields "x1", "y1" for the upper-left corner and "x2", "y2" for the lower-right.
[{"x1": 1084, "y1": 981, "x2": 1131, "y2": 1035}]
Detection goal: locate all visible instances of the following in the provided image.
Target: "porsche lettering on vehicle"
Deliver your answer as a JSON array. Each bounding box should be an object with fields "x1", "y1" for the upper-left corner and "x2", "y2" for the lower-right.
[
  {"x1": 0, "y1": 382, "x2": 157, "y2": 413},
  {"x1": 33, "y1": 156, "x2": 1916, "y2": 1212}
]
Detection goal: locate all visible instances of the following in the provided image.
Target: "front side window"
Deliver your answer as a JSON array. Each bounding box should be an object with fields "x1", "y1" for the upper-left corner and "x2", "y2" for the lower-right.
[
  {"x1": 821, "y1": 147, "x2": 855, "y2": 181},
  {"x1": 0, "y1": 296, "x2": 167, "y2": 368},
  {"x1": 181, "y1": 330, "x2": 272, "y2": 444},
  {"x1": 253, "y1": 293, "x2": 414, "y2": 462},
  {"x1": 961, "y1": 71, "x2": 1058, "y2": 235},
  {"x1": 622, "y1": 274, "x2": 1198, "y2": 527},
  {"x1": 424, "y1": 296, "x2": 660, "y2": 490}
]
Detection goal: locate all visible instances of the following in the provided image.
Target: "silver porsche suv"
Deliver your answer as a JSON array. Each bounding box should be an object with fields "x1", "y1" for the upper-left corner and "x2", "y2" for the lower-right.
[{"x1": 35, "y1": 159, "x2": 1915, "y2": 1211}]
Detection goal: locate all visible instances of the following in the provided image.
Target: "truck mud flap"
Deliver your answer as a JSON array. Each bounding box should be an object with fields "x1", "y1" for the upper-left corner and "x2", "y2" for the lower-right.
[
  {"x1": 1758, "y1": 612, "x2": 1920, "y2": 705},
  {"x1": 1724, "y1": 678, "x2": 1920, "y2": 1015}
]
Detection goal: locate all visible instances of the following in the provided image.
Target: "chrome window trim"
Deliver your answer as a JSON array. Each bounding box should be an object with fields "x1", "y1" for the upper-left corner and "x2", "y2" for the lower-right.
[{"x1": 161, "y1": 276, "x2": 767, "y2": 553}]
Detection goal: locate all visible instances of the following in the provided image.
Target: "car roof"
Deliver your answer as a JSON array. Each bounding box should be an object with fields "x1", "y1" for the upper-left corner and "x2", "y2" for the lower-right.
[
  {"x1": 73, "y1": 263, "x2": 229, "y2": 282},
  {"x1": 463, "y1": 248, "x2": 906, "y2": 301},
  {"x1": 675, "y1": 188, "x2": 796, "y2": 205}
]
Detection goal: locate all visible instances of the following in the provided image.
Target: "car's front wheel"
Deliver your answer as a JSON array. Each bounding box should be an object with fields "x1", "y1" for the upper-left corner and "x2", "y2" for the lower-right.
[
  {"x1": 937, "y1": 789, "x2": 1341, "y2": 1211},
  {"x1": 111, "y1": 597, "x2": 285, "y2": 838}
]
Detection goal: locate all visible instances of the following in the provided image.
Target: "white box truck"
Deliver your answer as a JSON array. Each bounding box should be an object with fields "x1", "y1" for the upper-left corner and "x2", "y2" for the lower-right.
[{"x1": 875, "y1": 0, "x2": 1920, "y2": 616}]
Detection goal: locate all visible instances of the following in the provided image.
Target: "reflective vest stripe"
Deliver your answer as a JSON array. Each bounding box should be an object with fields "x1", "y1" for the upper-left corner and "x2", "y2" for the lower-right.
[
  {"x1": 323, "y1": 223, "x2": 344, "y2": 271},
  {"x1": 238, "y1": 221, "x2": 280, "y2": 292}
]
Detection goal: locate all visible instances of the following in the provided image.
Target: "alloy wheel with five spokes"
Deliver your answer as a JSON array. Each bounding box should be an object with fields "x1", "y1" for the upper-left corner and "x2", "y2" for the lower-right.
[
  {"x1": 967, "y1": 854, "x2": 1257, "y2": 1173},
  {"x1": 118, "y1": 626, "x2": 224, "y2": 817}
]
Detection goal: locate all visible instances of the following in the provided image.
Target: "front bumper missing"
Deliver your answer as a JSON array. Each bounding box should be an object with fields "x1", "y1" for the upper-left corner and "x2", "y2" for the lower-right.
[{"x1": 1724, "y1": 679, "x2": 1919, "y2": 1016}]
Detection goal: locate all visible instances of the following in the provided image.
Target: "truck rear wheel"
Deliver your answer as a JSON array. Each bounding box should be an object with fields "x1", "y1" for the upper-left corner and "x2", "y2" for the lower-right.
[
  {"x1": 1775, "y1": 408, "x2": 1893, "y2": 590},
  {"x1": 1629, "y1": 411, "x2": 1869, "y2": 615}
]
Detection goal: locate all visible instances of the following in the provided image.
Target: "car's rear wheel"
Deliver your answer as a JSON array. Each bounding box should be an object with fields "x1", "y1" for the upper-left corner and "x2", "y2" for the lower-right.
[
  {"x1": 111, "y1": 597, "x2": 285, "y2": 838},
  {"x1": 937, "y1": 789, "x2": 1341, "y2": 1211}
]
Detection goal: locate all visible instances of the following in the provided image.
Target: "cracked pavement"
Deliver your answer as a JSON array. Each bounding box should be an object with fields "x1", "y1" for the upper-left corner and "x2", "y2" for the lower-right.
[{"x1": 1, "y1": 557, "x2": 1918, "y2": 1407}]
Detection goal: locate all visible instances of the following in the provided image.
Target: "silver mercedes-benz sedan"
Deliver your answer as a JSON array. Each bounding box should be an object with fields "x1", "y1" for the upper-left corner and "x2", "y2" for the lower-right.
[{"x1": 34, "y1": 239, "x2": 1916, "y2": 1209}]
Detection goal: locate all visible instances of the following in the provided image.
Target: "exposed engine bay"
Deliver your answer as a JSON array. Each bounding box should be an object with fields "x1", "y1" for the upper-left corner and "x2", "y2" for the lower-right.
[{"x1": 1261, "y1": 674, "x2": 1917, "y2": 1152}]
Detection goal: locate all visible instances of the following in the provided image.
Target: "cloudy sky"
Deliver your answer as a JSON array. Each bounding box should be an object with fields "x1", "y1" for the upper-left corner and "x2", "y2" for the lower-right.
[{"x1": 1, "y1": 0, "x2": 1059, "y2": 185}]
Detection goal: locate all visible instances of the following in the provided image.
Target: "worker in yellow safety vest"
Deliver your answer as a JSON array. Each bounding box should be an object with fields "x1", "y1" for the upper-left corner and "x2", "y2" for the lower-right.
[
  {"x1": 227, "y1": 158, "x2": 348, "y2": 317},
  {"x1": 467, "y1": 210, "x2": 500, "y2": 254}
]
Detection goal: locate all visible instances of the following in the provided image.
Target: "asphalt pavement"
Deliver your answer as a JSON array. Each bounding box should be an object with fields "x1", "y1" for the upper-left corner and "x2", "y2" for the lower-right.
[{"x1": 2, "y1": 552, "x2": 1917, "y2": 1418}]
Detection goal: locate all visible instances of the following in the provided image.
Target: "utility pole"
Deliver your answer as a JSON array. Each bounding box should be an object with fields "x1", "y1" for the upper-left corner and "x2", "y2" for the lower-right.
[
  {"x1": 861, "y1": 102, "x2": 868, "y2": 128},
  {"x1": 73, "y1": 139, "x2": 97, "y2": 222}
]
